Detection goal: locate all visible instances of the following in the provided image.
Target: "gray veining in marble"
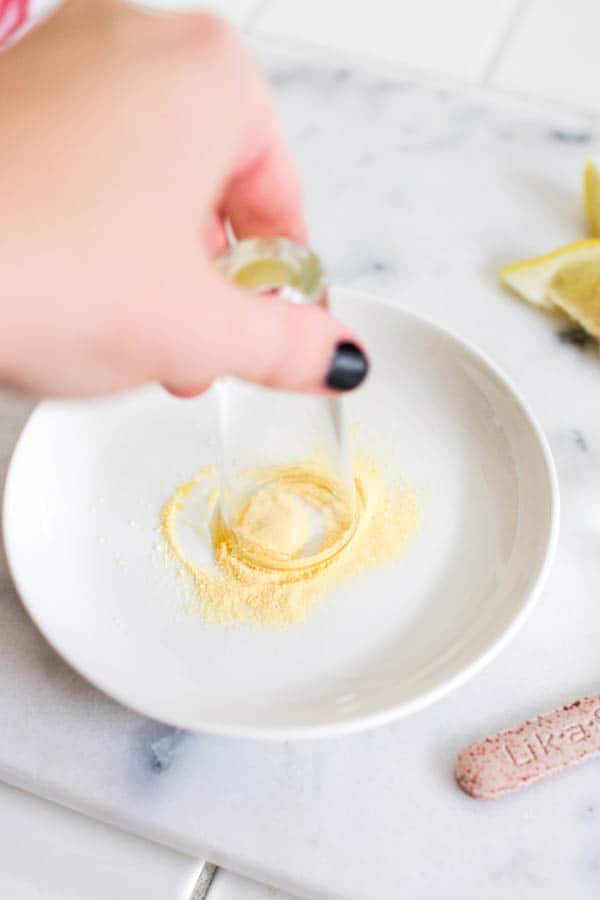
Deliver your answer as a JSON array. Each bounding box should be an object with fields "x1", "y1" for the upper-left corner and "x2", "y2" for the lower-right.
[{"x1": 2, "y1": 40, "x2": 600, "y2": 899}]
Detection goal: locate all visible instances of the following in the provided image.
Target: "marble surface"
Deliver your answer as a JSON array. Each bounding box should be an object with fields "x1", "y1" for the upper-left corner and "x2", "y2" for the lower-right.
[
  {"x1": 2, "y1": 42, "x2": 600, "y2": 900},
  {"x1": 254, "y1": 0, "x2": 520, "y2": 82}
]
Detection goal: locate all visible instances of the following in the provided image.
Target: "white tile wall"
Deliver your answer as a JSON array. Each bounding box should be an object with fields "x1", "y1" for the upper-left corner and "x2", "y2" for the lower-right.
[
  {"x1": 0, "y1": 781, "x2": 205, "y2": 900},
  {"x1": 490, "y1": 0, "x2": 600, "y2": 110},
  {"x1": 253, "y1": 0, "x2": 521, "y2": 82}
]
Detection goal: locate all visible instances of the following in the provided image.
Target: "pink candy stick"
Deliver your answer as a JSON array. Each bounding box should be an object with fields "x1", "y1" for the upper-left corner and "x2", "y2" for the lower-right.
[{"x1": 456, "y1": 694, "x2": 600, "y2": 799}]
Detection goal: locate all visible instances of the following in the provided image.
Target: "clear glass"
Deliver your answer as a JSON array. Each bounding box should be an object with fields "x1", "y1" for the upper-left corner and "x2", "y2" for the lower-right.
[{"x1": 215, "y1": 237, "x2": 357, "y2": 571}]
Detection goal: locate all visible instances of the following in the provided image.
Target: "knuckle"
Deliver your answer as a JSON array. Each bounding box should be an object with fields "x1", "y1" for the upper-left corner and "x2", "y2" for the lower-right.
[
  {"x1": 177, "y1": 11, "x2": 241, "y2": 66},
  {"x1": 162, "y1": 12, "x2": 249, "y2": 123}
]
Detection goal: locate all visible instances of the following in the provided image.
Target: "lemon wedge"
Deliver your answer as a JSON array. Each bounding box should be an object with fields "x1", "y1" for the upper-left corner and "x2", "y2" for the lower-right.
[
  {"x1": 584, "y1": 158, "x2": 600, "y2": 237},
  {"x1": 499, "y1": 239, "x2": 600, "y2": 312},
  {"x1": 547, "y1": 256, "x2": 600, "y2": 337}
]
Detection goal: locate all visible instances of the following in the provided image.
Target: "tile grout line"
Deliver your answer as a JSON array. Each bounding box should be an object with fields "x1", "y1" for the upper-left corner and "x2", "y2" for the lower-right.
[
  {"x1": 190, "y1": 863, "x2": 218, "y2": 900},
  {"x1": 241, "y1": 0, "x2": 272, "y2": 33},
  {"x1": 479, "y1": 0, "x2": 532, "y2": 86}
]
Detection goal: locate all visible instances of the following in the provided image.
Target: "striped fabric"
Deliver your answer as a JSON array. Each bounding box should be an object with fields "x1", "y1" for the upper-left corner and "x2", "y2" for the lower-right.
[{"x1": 0, "y1": 0, "x2": 29, "y2": 44}]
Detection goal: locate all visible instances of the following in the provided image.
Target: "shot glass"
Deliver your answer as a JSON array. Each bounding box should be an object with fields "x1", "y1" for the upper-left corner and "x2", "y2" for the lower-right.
[{"x1": 215, "y1": 237, "x2": 357, "y2": 571}]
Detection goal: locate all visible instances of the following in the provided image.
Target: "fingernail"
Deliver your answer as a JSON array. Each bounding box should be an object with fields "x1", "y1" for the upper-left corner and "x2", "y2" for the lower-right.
[{"x1": 326, "y1": 341, "x2": 369, "y2": 391}]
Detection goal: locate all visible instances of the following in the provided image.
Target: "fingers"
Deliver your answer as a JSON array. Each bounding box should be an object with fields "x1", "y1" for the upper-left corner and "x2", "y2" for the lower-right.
[
  {"x1": 223, "y1": 128, "x2": 308, "y2": 244},
  {"x1": 162, "y1": 269, "x2": 368, "y2": 396},
  {"x1": 221, "y1": 77, "x2": 308, "y2": 244},
  {"x1": 164, "y1": 381, "x2": 212, "y2": 399},
  {"x1": 201, "y1": 212, "x2": 228, "y2": 258},
  {"x1": 174, "y1": 13, "x2": 307, "y2": 250}
]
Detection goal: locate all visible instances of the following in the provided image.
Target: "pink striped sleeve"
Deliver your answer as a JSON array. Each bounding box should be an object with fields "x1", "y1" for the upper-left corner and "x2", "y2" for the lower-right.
[{"x1": 0, "y1": 0, "x2": 30, "y2": 46}]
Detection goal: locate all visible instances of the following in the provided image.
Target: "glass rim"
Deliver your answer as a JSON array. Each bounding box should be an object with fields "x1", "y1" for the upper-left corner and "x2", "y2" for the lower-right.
[{"x1": 216, "y1": 236, "x2": 326, "y2": 305}]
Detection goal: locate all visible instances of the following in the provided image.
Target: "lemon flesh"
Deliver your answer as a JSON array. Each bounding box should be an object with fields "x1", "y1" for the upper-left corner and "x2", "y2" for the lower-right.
[
  {"x1": 584, "y1": 158, "x2": 600, "y2": 237},
  {"x1": 548, "y1": 258, "x2": 600, "y2": 337},
  {"x1": 499, "y1": 239, "x2": 600, "y2": 310}
]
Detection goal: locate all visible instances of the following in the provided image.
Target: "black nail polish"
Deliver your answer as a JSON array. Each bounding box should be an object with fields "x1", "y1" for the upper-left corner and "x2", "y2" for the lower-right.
[{"x1": 326, "y1": 342, "x2": 369, "y2": 391}]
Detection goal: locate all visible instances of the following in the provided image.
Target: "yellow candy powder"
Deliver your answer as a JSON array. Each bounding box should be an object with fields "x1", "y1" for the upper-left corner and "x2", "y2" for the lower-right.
[{"x1": 161, "y1": 456, "x2": 420, "y2": 626}]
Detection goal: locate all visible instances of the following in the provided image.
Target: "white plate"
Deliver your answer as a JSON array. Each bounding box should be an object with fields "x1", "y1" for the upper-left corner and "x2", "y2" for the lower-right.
[{"x1": 3, "y1": 290, "x2": 558, "y2": 738}]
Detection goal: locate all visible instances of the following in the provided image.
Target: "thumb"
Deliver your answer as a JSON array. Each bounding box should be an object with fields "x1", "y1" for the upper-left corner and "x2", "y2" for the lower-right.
[{"x1": 163, "y1": 270, "x2": 369, "y2": 396}]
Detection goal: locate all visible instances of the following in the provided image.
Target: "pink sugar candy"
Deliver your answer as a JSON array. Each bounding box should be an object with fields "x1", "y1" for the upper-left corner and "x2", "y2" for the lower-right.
[{"x1": 456, "y1": 694, "x2": 600, "y2": 799}]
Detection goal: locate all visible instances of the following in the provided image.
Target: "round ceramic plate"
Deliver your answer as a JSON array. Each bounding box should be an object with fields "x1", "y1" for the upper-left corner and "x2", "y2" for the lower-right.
[{"x1": 3, "y1": 290, "x2": 558, "y2": 738}]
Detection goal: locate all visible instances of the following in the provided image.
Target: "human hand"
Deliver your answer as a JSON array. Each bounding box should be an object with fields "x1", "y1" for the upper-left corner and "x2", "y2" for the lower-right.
[{"x1": 0, "y1": 0, "x2": 368, "y2": 398}]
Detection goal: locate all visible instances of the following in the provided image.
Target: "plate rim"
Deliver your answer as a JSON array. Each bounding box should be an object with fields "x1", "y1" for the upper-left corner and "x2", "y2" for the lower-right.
[{"x1": 2, "y1": 289, "x2": 560, "y2": 739}]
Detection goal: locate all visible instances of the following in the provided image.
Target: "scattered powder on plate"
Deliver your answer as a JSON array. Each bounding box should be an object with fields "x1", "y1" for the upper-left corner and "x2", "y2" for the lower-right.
[{"x1": 160, "y1": 457, "x2": 420, "y2": 626}]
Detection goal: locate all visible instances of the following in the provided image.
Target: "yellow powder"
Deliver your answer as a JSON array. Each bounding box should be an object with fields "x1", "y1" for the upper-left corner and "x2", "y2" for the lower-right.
[
  {"x1": 161, "y1": 457, "x2": 420, "y2": 626},
  {"x1": 236, "y1": 484, "x2": 312, "y2": 559},
  {"x1": 218, "y1": 463, "x2": 357, "y2": 570}
]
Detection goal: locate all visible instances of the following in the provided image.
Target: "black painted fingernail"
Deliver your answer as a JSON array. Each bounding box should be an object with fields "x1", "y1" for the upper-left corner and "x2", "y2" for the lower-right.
[{"x1": 326, "y1": 341, "x2": 369, "y2": 391}]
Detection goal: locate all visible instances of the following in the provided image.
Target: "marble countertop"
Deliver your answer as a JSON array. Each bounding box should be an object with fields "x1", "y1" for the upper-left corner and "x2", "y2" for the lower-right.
[{"x1": 2, "y1": 42, "x2": 600, "y2": 900}]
